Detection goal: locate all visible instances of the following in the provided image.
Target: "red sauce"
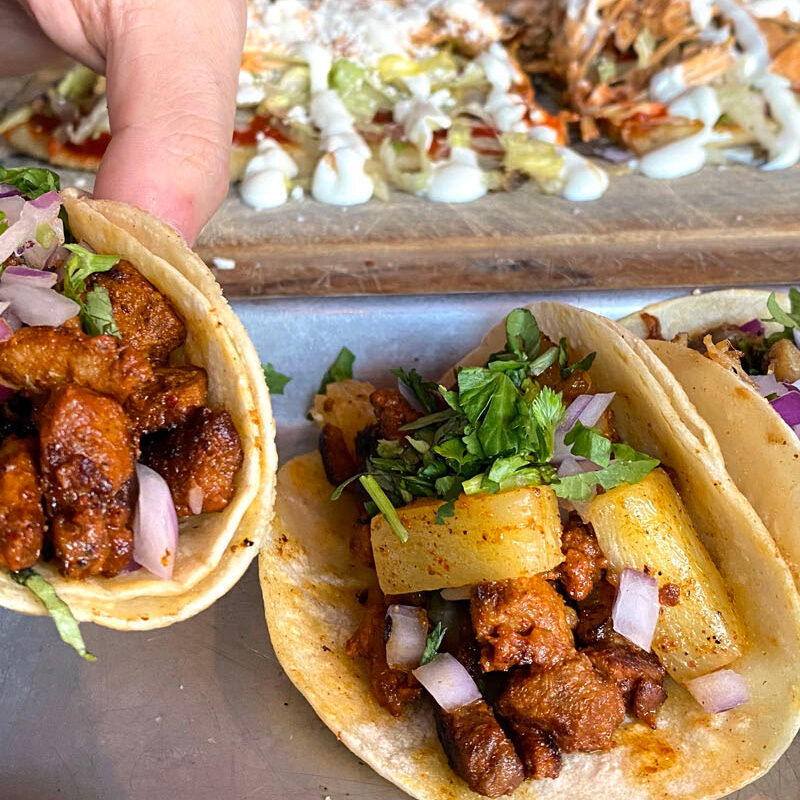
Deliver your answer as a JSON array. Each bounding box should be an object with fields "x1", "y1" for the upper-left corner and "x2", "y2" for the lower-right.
[
  {"x1": 49, "y1": 132, "x2": 111, "y2": 161},
  {"x1": 29, "y1": 113, "x2": 60, "y2": 135},
  {"x1": 232, "y1": 115, "x2": 290, "y2": 147}
]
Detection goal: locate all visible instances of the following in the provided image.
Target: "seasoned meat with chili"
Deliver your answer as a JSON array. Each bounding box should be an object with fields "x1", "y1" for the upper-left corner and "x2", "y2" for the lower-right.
[
  {"x1": 584, "y1": 645, "x2": 667, "y2": 727},
  {"x1": 434, "y1": 700, "x2": 524, "y2": 797},
  {"x1": 767, "y1": 337, "x2": 800, "y2": 383},
  {"x1": 370, "y1": 389, "x2": 421, "y2": 440},
  {"x1": 574, "y1": 579, "x2": 626, "y2": 647},
  {"x1": 141, "y1": 406, "x2": 242, "y2": 517},
  {"x1": 39, "y1": 385, "x2": 136, "y2": 578},
  {"x1": 124, "y1": 366, "x2": 207, "y2": 435},
  {"x1": 0, "y1": 435, "x2": 45, "y2": 571},
  {"x1": 319, "y1": 423, "x2": 358, "y2": 486},
  {"x1": 89, "y1": 260, "x2": 185, "y2": 361},
  {"x1": 0, "y1": 326, "x2": 152, "y2": 402},
  {"x1": 0, "y1": 394, "x2": 35, "y2": 442},
  {"x1": 639, "y1": 312, "x2": 663, "y2": 340},
  {"x1": 558, "y1": 517, "x2": 607, "y2": 601},
  {"x1": 506, "y1": 723, "x2": 561, "y2": 780},
  {"x1": 497, "y1": 654, "x2": 625, "y2": 752},
  {"x1": 472, "y1": 576, "x2": 575, "y2": 671},
  {"x1": 345, "y1": 587, "x2": 421, "y2": 716}
]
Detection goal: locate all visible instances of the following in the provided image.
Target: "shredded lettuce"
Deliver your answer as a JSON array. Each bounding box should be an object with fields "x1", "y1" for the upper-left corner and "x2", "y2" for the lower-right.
[
  {"x1": 378, "y1": 139, "x2": 432, "y2": 193},
  {"x1": 330, "y1": 60, "x2": 388, "y2": 121},
  {"x1": 262, "y1": 362, "x2": 292, "y2": 394},
  {"x1": 501, "y1": 133, "x2": 564, "y2": 188},
  {"x1": 377, "y1": 51, "x2": 456, "y2": 84}
]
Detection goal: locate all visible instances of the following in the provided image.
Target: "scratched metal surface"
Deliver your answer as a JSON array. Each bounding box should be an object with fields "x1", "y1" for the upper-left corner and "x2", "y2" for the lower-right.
[{"x1": 1, "y1": 289, "x2": 798, "y2": 800}]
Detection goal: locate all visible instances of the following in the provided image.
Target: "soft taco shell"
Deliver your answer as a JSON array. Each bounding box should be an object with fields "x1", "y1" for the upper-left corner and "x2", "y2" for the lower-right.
[
  {"x1": 0, "y1": 190, "x2": 276, "y2": 630},
  {"x1": 618, "y1": 290, "x2": 800, "y2": 591},
  {"x1": 261, "y1": 301, "x2": 800, "y2": 800}
]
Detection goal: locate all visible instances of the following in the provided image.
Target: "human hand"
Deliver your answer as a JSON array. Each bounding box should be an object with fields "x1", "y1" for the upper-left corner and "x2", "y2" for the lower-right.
[{"x1": 1, "y1": 0, "x2": 246, "y2": 243}]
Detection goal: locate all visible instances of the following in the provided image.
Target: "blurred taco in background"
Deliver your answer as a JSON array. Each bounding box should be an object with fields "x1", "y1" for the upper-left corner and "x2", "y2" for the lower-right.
[
  {"x1": 620, "y1": 288, "x2": 800, "y2": 590},
  {"x1": 0, "y1": 166, "x2": 276, "y2": 654},
  {"x1": 260, "y1": 301, "x2": 800, "y2": 800}
]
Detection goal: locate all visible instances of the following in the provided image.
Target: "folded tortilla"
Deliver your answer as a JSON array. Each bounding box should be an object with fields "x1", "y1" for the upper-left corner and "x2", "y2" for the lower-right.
[
  {"x1": 619, "y1": 289, "x2": 800, "y2": 593},
  {"x1": 0, "y1": 189, "x2": 277, "y2": 630},
  {"x1": 261, "y1": 300, "x2": 800, "y2": 800}
]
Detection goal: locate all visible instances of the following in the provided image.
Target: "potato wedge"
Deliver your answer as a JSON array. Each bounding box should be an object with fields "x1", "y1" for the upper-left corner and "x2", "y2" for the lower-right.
[
  {"x1": 589, "y1": 468, "x2": 744, "y2": 682},
  {"x1": 371, "y1": 486, "x2": 562, "y2": 594}
]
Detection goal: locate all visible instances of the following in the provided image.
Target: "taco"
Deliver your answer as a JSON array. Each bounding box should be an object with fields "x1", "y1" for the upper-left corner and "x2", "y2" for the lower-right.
[
  {"x1": 260, "y1": 301, "x2": 800, "y2": 800},
  {"x1": 619, "y1": 288, "x2": 800, "y2": 592},
  {"x1": 0, "y1": 166, "x2": 276, "y2": 654}
]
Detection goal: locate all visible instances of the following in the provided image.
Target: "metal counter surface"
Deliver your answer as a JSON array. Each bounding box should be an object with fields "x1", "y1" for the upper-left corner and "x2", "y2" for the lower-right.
[{"x1": 1, "y1": 289, "x2": 797, "y2": 800}]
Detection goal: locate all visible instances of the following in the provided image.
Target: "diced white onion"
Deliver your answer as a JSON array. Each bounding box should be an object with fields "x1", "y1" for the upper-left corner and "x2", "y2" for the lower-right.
[
  {"x1": 412, "y1": 653, "x2": 482, "y2": 712},
  {"x1": 133, "y1": 463, "x2": 179, "y2": 580},
  {"x1": 385, "y1": 605, "x2": 428, "y2": 669},
  {"x1": 187, "y1": 485, "x2": 205, "y2": 515},
  {"x1": 396, "y1": 377, "x2": 424, "y2": 412},
  {"x1": 440, "y1": 585, "x2": 473, "y2": 601},
  {"x1": 0, "y1": 282, "x2": 79, "y2": 327},
  {"x1": 612, "y1": 567, "x2": 660, "y2": 651},
  {"x1": 557, "y1": 455, "x2": 601, "y2": 477},
  {"x1": 1, "y1": 266, "x2": 58, "y2": 288},
  {"x1": 686, "y1": 668, "x2": 750, "y2": 713},
  {"x1": 794, "y1": 329, "x2": 800, "y2": 349}
]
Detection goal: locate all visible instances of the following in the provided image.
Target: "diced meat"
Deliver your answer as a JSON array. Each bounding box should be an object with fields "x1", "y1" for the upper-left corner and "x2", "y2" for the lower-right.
[
  {"x1": 39, "y1": 384, "x2": 136, "y2": 578},
  {"x1": 350, "y1": 519, "x2": 375, "y2": 566},
  {"x1": 0, "y1": 394, "x2": 36, "y2": 442},
  {"x1": 640, "y1": 312, "x2": 663, "y2": 340},
  {"x1": 496, "y1": 654, "x2": 625, "y2": 753},
  {"x1": 506, "y1": 723, "x2": 561, "y2": 780},
  {"x1": 437, "y1": 599, "x2": 482, "y2": 680},
  {"x1": 89, "y1": 260, "x2": 185, "y2": 361},
  {"x1": 124, "y1": 366, "x2": 207, "y2": 435},
  {"x1": 0, "y1": 436, "x2": 45, "y2": 571},
  {"x1": 345, "y1": 587, "x2": 422, "y2": 716},
  {"x1": 141, "y1": 406, "x2": 242, "y2": 517},
  {"x1": 369, "y1": 389, "x2": 421, "y2": 440},
  {"x1": 574, "y1": 579, "x2": 626, "y2": 647},
  {"x1": 536, "y1": 336, "x2": 592, "y2": 403},
  {"x1": 0, "y1": 325, "x2": 152, "y2": 403},
  {"x1": 767, "y1": 337, "x2": 800, "y2": 383},
  {"x1": 557, "y1": 517, "x2": 607, "y2": 601},
  {"x1": 471, "y1": 576, "x2": 575, "y2": 672},
  {"x1": 434, "y1": 700, "x2": 525, "y2": 797},
  {"x1": 319, "y1": 423, "x2": 358, "y2": 486},
  {"x1": 584, "y1": 644, "x2": 667, "y2": 727}
]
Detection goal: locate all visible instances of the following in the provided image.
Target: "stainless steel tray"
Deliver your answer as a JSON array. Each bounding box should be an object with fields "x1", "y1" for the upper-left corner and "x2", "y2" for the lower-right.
[{"x1": 2, "y1": 288, "x2": 797, "y2": 800}]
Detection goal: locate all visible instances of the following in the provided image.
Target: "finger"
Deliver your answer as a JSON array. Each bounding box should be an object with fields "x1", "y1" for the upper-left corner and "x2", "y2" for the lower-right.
[
  {"x1": 0, "y1": 1, "x2": 72, "y2": 76},
  {"x1": 93, "y1": 0, "x2": 245, "y2": 243}
]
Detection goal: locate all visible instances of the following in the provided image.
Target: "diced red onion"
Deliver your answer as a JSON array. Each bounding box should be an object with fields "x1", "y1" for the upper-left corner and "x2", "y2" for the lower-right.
[
  {"x1": 29, "y1": 190, "x2": 61, "y2": 209},
  {"x1": 685, "y1": 669, "x2": 750, "y2": 713},
  {"x1": 0, "y1": 195, "x2": 25, "y2": 224},
  {"x1": 397, "y1": 377, "x2": 424, "y2": 412},
  {"x1": 794, "y1": 329, "x2": 800, "y2": 350},
  {"x1": 2, "y1": 308, "x2": 22, "y2": 332},
  {"x1": 187, "y1": 485, "x2": 205, "y2": 515},
  {"x1": 0, "y1": 319, "x2": 12, "y2": 342},
  {"x1": 133, "y1": 463, "x2": 179, "y2": 580},
  {"x1": 751, "y1": 373, "x2": 787, "y2": 398},
  {"x1": 738, "y1": 318, "x2": 764, "y2": 335},
  {"x1": 0, "y1": 192, "x2": 63, "y2": 267},
  {"x1": 553, "y1": 393, "x2": 616, "y2": 463},
  {"x1": 770, "y1": 391, "x2": 800, "y2": 427},
  {"x1": 0, "y1": 283, "x2": 79, "y2": 327},
  {"x1": 1, "y1": 266, "x2": 58, "y2": 288},
  {"x1": 412, "y1": 653, "x2": 482, "y2": 712},
  {"x1": 440, "y1": 585, "x2": 473, "y2": 601},
  {"x1": 557, "y1": 455, "x2": 602, "y2": 477},
  {"x1": 612, "y1": 568, "x2": 660, "y2": 651},
  {"x1": 386, "y1": 605, "x2": 428, "y2": 669},
  {"x1": 120, "y1": 559, "x2": 143, "y2": 573},
  {"x1": 0, "y1": 184, "x2": 22, "y2": 198}
]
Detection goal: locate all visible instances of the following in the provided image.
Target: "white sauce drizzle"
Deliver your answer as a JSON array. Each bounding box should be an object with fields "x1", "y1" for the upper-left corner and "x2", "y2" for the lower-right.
[
  {"x1": 236, "y1": 70, "x2": 265, "y2": 107},
  {"x1": 424, "y1": 147, "x2": 487, "y2": 202},
  {"x1": 476, "y1": 43, "x2": 529, "y2": 133},
  {"x1": 240, "y1": 139, "x2": 299, "y2": 209},
  {"x1": 749, "y1": 0, "x2": 800, "y2": 21},
  {"x1": 757, "y1": 73, "x2": 800, "y2": 170},
  {"x1": 557, "y1": 148, "x2": 609, "y2": 201},
  {"x1": 650, "y1": 64, "x2": 687, "y2": 104}
]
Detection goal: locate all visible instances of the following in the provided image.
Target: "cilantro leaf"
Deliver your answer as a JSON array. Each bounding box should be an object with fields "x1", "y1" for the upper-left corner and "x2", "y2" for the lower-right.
[
  {"x1": 61, "y1": 244, "x2": 121, "y2": 336},
  {"x1": 0, "y1": 166, "x2": 60, "y2": 199},
  {"x1": 526, "y1": 385, "x2": 566, "y2": 462},
  {"x1": 318, "y1": 346, "x2": 356, "y2": 393},
  {"x1": 81, "y1": 286, "x2": 120, "y2": 337},
  {"x1": 557, "y1": 337, "x2": 597, "y2": 378},
  {"x1": 262, "y1": 363, "x2": 291, "y2": 394},
  {"x1": 434, "y1": 501, "x2": 455, "y2": 525},
  {"x1": 457, "y1": 368, "x2": 522, "y2": 457},
  {"x1": 11, "y1": 568, "x2": 95, "y2": 661},
  {"x1": 564, "y1": 421, "x2": 612, "y2": 467},
  {"x1": 505, "y1": 308, "x2": 540, "y2": 359},
  {"x1": 420, "y1": 621, "x2": 447, "y2": 665},
  {"x1": 392, "y1": 367, "x2": 439, "y2": 413},
  {"x1": 529, "y1": 346, "x2": 559, "y2": 376},
  {"x1": 359, "y1": 475, "x2": 409, "y2": 542},
  {"x1": 763, "y1": 291, "x2": 800, "y2": 330}
]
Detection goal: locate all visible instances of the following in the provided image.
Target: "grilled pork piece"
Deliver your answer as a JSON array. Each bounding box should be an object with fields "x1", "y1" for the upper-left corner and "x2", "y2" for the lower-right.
[
  {"x1": 506, "y1": 723, "x2": 561, "y2": 780},
  {"x1": 125, "y1": 366, "x2": 207, "y2": 435},
  {"x1": 0, "y1": 435, "x2": 45, "y2": 571},
  {"x1": 558, "y1": 517, "x2": 608, "y2": 601},
  {"x1": 39, "y1": 384, "x2": 136, "y2": 578},
  {"x1": 370, "y1": 389, "x2": 422, "y2": 440},
  {"x1": 319, "y1": 423, "x2": 358, "y2": 486}
]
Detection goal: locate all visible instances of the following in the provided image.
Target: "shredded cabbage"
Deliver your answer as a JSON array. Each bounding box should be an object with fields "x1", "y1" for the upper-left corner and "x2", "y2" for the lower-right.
[
  {"x1": 261, "y1": 65, "x2": 311, "y2": 116},
  {"x1": 330, "y1": 60, "x2": 389, "y2": 121},
  {"x1": 715, "y1": 75, "x2": 776, "y2": 155},
  {"x1": 378, "y1": 138, "x2": 431, "y2": 193},
  {"x1": 501, "y1": 133, "x2": 564, "y2": 188},
  {"x1": 447, "y1": 120, "x2": 472, "y2": 150},
  {"x1": 378, "y1": 51, "x2": 457, "y2": 83},
  {"x1": 56, "y1": 65, "x2": 99, "y2": 102}
]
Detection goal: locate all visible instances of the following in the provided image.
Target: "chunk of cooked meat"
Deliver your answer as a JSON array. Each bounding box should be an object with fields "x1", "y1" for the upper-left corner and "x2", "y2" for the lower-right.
[
  {"x1": 640, "y1": 312, "x2": 663, "y2": 340},
  {"x1": 537, "y1": 336, "x2": 592, "y2": 403},
  {"x1": 141, "y1": 406, "x2": 242, "y2": 517},
  {"x1": 39, "y1": 384, "x2": 136, "y2": 578},
  {"x1": 319, "y1": 423, "x2": 358, "y2": 486},
  {"x1": 0, "y1": 394, "x2": 36, "y2": 442},
  {"x1": 89, "y1": 260, "x2": 185, "y2": 361},
  {"x1": 472, "y1": 576, "x2": 575, "y2": 672},
  {"x1": 506, "y1": 723, "x2": 561, "y2": 780},
  {"x1": 370, "y1": 389, "x2": 421, "y2": 440},
  {"x1": 574, "y1": 579, "x2": 627, "y2": 647},
  {"x1": 584, "y1": 644, "x2": 667, "y2": 728},
  {"x1": 345, "y1": 587, "x2": 422, "y2": 716},
  {"x1": 496, "y1": 655, "x2": 625, "y2": 752},
  {"x1": 767, "y1": 337, "x2": 800, "y2": 383},
  {"x1": 124, "y1": 366, "x2": 207, "y2": 435},
  {"x1": 558, "y1": 517, "x2": 607, "y2": 601},
  {"x1": 434, "y1": 700, "x2": 525, "y2": 797},
  {"x1": 350, "y1": 519, "x2": 375, "y2": 567},
  {"x1": 0, "y1": 435, "x2": 45, "y2": 571},
  {"x1": 0, "y1": 325, "x2": 152, "y2": 402}
]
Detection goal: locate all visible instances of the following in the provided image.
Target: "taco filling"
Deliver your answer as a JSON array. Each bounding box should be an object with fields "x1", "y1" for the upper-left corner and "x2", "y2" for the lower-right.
[
  {"x1": 639, "y1": 288, "x2": 800, "y2": 438},
  {"x1": 0, "y1": 168, "x2": 244, "y2": 648},
  {"x1": 309, "y1": 308, "x2": 748, "y2": 797}
]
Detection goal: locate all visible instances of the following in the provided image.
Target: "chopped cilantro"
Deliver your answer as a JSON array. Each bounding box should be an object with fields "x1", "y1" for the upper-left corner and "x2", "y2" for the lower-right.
[
  {"x1": 0, "y1": 165, "x2": 60, "y2": 199},
  {"x1": 434, "y1": 501, "x2": 455, "y2": 525},
  {"x1": 359, "y1": 475, "x2": 409, "y2": 542},
  {"x1": 392, "y1": 367, "x2": 439, "y2": 413},
  {"x1": 318, "y1": 346, "x2": 356, "y2": 394},
  {"x1": 262, "y1": 363, "x2": 291, "y2": 394},
  {"x1": 420, "y1": 621, "x2": 447, "y2": 665},
  {"x1": 11, "y1": 568, "x2": 95, "y2": 661},
  {"x1": 61, "y1": 244, "x2": 120, "y2": 337}
]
